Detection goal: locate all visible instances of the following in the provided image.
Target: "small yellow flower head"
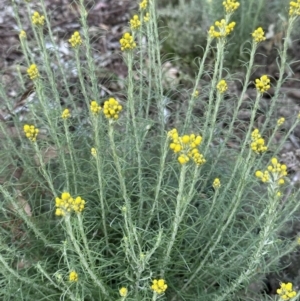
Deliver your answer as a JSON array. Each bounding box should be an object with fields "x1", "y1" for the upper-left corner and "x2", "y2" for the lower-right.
[
  {"x1": 55, "y1": 192, "x2": 85, "y2": 216},
  {"x1": 208, "y1": 19, "x2": 235, "y2": 39},
  {"x1": 217, "y1": 79, "x2": 228, "y2": 94},
  {"x1": 139, "y1": 0, "x2": 148, "y2": 10},
  {"x1": 69, "y1": 271, "x2": 78, "y2": 282},
  {"x1": 120, "y1": 32, "x2": 136, "y2": 51},
  {"x1": 19, "y1": 30, "x2": 27, "y2": 39},
  {"x1": 27, "y1": 64, "x2": 39, "y2": 80},
  {"x1": 252, "y1": 27, "x2": 266, "y2": 43},
  {"x1": 277, "y1": 282, "x2": 297, "y2": 300},
  {"x1": 222, "y1": 0, "x2": 240, "y2": 13},
  {"x1": 144, "y1": 12, "x2": 150, "y2": 22},
  {"x1": 277, "y1": 117, "x2": 285, "y2": 126},
  {"x1": 251, "y1": 129, "x2": 268, "y2": 154},
  {"x1": 91, "y1": 147, "x2": 97, "y2": 157},
  {"x1": 213, "y1": 178, "x2": 221, "y2": 189},
  {"x1": 23, "y1": 124, "x2": 39, "y2": 142},
  {"x1": 255, "y1": 170, "x2": 270, "y2": 183},
  {"x1": 297, "y1": 237, "x2": 300, "y2": 245},
  {"x1": 168, "y1": 129, "x2": 205, "y2": 166},
  {"x1": 90, "y1": 100, "x2": 102, "y2": 115},
  {"x1": 192, "y1": 90, "x2": 199, "y2": 97},
  {"x1": 130, "y1": 15, "x2": 141, "y2": 30},
  {"x1": 68, "y1": 31, "x2": 82, "y2": 48},
  {"x1": 255, "y1": 75, "x2": 271, "y2": 93},
  {"x1": 119, "y1": 287, "x2": 128, "y2": 297},
  {"x1": 61, "y1": 108, "x2": 71, "y2": 119},
  {"x1": 289, "y1": 0, "x2": 300, "y2": 17},
  {"x1": 151, "y1": 279, "x2": 168, "y2": 294},
  {"x1": 256, "y1": 157, "x2": 287, "y2": 187},
  {"x1": 32, "y1": 11, "x2": 45, "y2": 26},
  {"x1": 103, "y1": 97, "x2": 122, "y2": 120}
]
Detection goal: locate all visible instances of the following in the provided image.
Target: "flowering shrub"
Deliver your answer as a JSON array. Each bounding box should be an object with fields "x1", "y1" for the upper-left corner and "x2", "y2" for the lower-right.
[{"x1": 1, "y1": 1, "x2": 300, "y2": 301}]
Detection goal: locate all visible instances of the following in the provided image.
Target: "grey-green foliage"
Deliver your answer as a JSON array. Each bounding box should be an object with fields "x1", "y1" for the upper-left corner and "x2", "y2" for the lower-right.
[{"x1": 0, "y1": 0, "x2": 299, "y2": 301}]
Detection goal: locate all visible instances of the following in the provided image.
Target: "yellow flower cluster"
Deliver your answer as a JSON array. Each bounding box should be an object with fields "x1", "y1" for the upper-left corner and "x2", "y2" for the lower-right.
[
  {"x1": 151, "y1": 279, "x2": 167, "y2": 294},
  {"x1": 68, "y1": 31, "x2": 82, "y2": 48},
  {"x1": 223, "y1": 0, "x2": 240, "y2": 13},
  {"x1": 168, "y1": 129, "x2": 206, "y2": 165},
  {"x1": 252, "y1": 27, "x2": 266, "y2": 43},
  {"x1": 277, "y1": 282, "x2": 297, "y2": 300},
  {"x1": 19, "y1": 30, "x2": 26, "y2": 39},
  {"x1": 91, "y1": 147, "x2": 97, "y2": 157},
  {"x1": 209, "y1": 19, "x2": 236, "y2": 39},
  {"x1": 213, "y1": 178, "x2": 221, "y2": 189},
  {"x1": 277, "y1": 117, "x2": 285, "y2": 126},
  {"x1": 69, "y1": 271, "x2": 78, "y2": 282},
  {"x1": 120, "y1": 32, "x2": 136, "y2": 51},
  {"x1": 130, "y1": 15, "x2": 141, "y2": 30},
  {"x1": 144, "y1": 12, "x2": 150, "y2": 22},
  {"x1": 90, "y1": 100, "x2": 102, "y2": 115},
  {"x1": 289, "y1": 0, "x2": 300, "y2": 16},
  {"x1": 139, "y1": 0, "x2": 148, "y2": 10},
  {"x1": 192, "y1": 90, "x2": 199, "y2": 97},
  {"x1": 103, "y1": 98, "x2": 122, "y2": 120},
  {"x1": 217, "y1": 79, "x2": 228, "y2": 94},
  {"x1": 32, "y1": 11, "x2": 45, "y2": 26},
  {"x1": 255, "y1": 157, "x2": 287, "y2": 185},
  {"x1": 61, "y1": 108, "x2": 71, "y2": 119},
  {"x1": 255, "y1": 75, "x2": 270, "y2": 93},
  {"x1": 23, "y1": 124, "x2": 39, "y2": 142},
  {"x1": 27, "y1": 64, "x2": 39, "y2": 80},
  {"x1": 251, "y1": 129, "x2": 267, "y2": 154},
  {"x1": 119, "y1": 287, "x2": 128, "y2": 297},
  {"x1": 55, "y1": 192, "x2": 86, "y2": 216}
]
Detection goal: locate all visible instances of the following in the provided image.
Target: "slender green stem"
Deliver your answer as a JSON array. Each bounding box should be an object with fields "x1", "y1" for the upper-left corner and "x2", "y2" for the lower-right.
[
  {"x1": 145, "y1": 136, "x2": 169, "y2": 231},
  {"x1": 127, "y1": 53, "x2": 144, "y2": 226},
  {"x1": 63, "y1": 120, "x2": 77, "y2": 194},
  {"x1": 262, "y1": 17, "x2": 295, "y2": 133},
  {"x1": 64, "y1": 215, "x2": 108, "y2": 296},
  {"x1": 161, "y1": 164, "x2": 187, "y2": 276},
  {"x1": 77, "y1": 214, "x2": 93, "y2": 265},
  {"x1": 92, "y1": 117, "x2": 110, "y2": 252},
  {"x1": 184, "y1": 38, "x2": 212, "y2": 131}
]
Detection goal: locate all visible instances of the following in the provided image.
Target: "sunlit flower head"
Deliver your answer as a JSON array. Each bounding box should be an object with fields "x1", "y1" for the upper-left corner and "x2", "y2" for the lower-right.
[
  {"x1": 223, "y1": 0, "x2": 240, "y2": 13},
  {"x1": 255, "y1": 75, "x2": 270, "y2": 93},
  {"x1": 68, "y1": 31, "x2": 82, "y2": 48},
  {"x1": 119, "y1": 287, "x2": 128, "y2": 297},
  {"x1": 277, "y1": 282, "x2": 297, "y2": 300},
  {"x1": 289, "y1": 0, "x2": 300, "y2": 17},
  {"x1": 69, "y1": 271, "x2": 78, "y2": 282},
  {"x1": 252, "y1": 27, "x2": 266, "y2": 43},
  {"x1": 208, "y1": 19, "x2": 236, "y2": 39},
  {"x1": 139, "y1": 0, "x2": 148, "y2": 10},
  {"x1": 27, "y1": 64, "x2": 39, "y2": 80},
  {"x1": 217, "y1": 79, "x2": 228, "y2": 94},
  {"x1": 61, "y1": 108, "x2": 71, "y2": 119},
  {"x1": 130, "y1": 15, "x2": 141, "y2": 30},
  {"x1": 151, "y1": 279, "x2": 167, "y2": 294},
  {"x1": 23, "y1": 124, "x2": 39, "y2": 142},
  {"x1": 251, "y1": 129, "x2": 267, "y2": 154},
  {"x1": 32, "y1": 11, "x2": 45, "y2": 26},
  {"x1": 19, "y1": 30, "x2": 27, "y2": 39},
  {"x1": 103, "y1": 98, "x2": 122, "y2": 120},
  {"x1": 119, "y1": 32, "x2": 136, "y2": 51}
]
